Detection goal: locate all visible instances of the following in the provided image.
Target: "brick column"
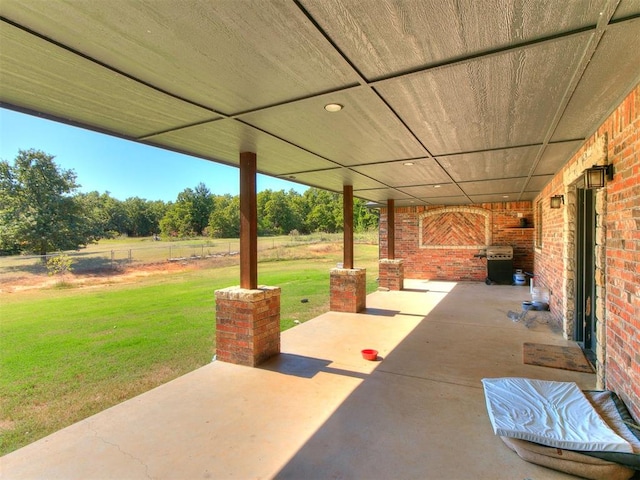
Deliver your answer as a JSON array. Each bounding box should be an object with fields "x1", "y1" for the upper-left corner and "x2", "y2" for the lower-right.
[
  {"x1": 330, "y1": 268, "x2": 366, "y2": 313},
  {"x1": 379, "y1": 258, "x2": 404, "y2": 290},
  {"x1": 215, "y1": 286, "x2": 280, "y2": 367}
]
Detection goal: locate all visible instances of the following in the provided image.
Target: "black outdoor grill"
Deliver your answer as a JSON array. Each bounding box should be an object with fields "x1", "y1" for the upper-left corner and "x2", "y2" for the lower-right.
[{"x1": 485, "y1": 246, "x2": 513, "y2": 285}]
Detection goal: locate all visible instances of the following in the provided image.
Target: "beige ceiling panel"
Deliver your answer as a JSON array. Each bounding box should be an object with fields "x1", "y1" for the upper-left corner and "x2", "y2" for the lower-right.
[
  {"x1": 421, "y1": 196, "x2": 471, "y2": 205},
  {"x1": 239, "y1": 88, "x2": 427, "y2": 166},
  {"x1": 399, "y1": 184, "x2": 465, "y2": 198},
  {"x1": 0, "y1": 0, "x2": 359, "y2": 114},
  {"x1": 301, "y1": 0, "x2": 606, "y2": 80},
  {"x1": 468, "y1": 193, "x2": 532, "y2": 203},
  {"x1": 351, "y1": 158, "x2": 450, "y2": 187},
  {"x1": 376, "y1": 32, "x2": 591, "y2": 155},
  {"x1": 149, "y1": 120, "x2": 339, "y2": 177},
  {"x1": 437, "y1": 146, "x2": 542, "y2": 182},
  {"x1": 612, "y1": 0, "x2": 640, "y2": 20},
  {"x1": 353, "y1": 188, "x2": 415, "y2": 203},
  {"x1": 551, "y1": 19, "x2": 640, "y2": 141},
  {"x1": 523, "y1": 175, "x2": 554, "y2": 192},
  {"x1": 459, "y1": 178, "x2": 527, "y2": 196},
  {"x1": 519, "y1": 192, "x2": 538, "y2": 201},
  {"x1": 534, "y1": 141, "x2": 583, "y2": 175},
  {"x1": 0, "y1": 23, "x2": 217, "y2": 138},
  {"x1": 288, "y1": 168, "x2": 387, "y2": 193}
]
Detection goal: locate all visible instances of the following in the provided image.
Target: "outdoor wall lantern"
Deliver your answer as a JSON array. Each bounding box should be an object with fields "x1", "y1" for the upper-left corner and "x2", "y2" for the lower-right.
[
  {"x1": 550, "y1": 195, "x2": 564, "y2": 209},
  {"x1": 584, "y1": 164, "x2": 613, "y2": 189}
]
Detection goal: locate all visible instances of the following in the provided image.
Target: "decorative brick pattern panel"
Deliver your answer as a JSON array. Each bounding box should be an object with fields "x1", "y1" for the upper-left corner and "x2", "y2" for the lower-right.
[
  {"x1": 421, "y1": 211, "x2": 485, "y2": 246},
  {"x1": 379, "y1": 259, "x2": 404, "y2": 290},
  {"x1": 380, "y1": 203, "x2": 533, "y2": 281},
  {"x1": 534, "y1": 84, "x2": 640, "y2": 421},
  {"x1": 330, "y1": 268, "x2": 366, "y2": 312},
  {"x1": 215, "y1": 286, "x2": 280, "y2": 367}
]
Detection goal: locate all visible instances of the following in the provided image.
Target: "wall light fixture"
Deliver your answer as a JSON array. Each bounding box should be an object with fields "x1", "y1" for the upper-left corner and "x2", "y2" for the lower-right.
[
  {"x1": 550, "y1": 195, "x2": 564, "y2": 209},
  {"x1": 584, "y1": 164, "x2": 613, "y2": 189}
]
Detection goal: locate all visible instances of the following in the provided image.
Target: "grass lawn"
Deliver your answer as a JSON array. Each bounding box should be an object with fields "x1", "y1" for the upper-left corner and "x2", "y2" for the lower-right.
[{"x1": 0, "y1": 241, "x2": 379, "y2": 455}]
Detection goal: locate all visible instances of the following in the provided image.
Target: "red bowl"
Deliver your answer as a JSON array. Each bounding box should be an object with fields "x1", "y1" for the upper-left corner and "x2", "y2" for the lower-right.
[{"x1": 361, "y1": 349, "x2": 378, "y2": 361}]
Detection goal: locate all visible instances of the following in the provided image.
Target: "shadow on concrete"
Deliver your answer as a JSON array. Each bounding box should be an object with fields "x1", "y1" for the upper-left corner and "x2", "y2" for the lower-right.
[{"x1": 261, "y1": 353, "x2": 369, "y2": 380}]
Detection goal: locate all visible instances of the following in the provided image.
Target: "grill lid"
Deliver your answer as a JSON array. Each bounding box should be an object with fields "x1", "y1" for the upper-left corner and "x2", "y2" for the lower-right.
[{"x1": 486, "y1": 246, "x2": 513, "y2": 260}]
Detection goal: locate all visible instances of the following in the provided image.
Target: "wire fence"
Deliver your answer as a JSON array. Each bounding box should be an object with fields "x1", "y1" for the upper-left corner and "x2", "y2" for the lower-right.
[{"x1": 0, "y1": 232, "x2": 379, "y2": 277}]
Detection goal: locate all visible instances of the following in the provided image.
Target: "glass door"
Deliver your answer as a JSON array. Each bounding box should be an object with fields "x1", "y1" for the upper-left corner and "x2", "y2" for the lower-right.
[{"x1": 575, "y1": 187, "x2": 596, "y2": 362}]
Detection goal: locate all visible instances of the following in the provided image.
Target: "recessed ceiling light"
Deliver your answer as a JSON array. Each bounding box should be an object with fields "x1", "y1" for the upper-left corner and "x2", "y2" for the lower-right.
[
  {"x1": 324, "y1": 103, "x2": 343, "y2": 112},
  {"x1": 502, "y1": 195, "x2": 509, "y2": 198},
  {"x1": 433, "y1": 184, "x2": 441, "y2": 188},
  {"x1": 403, "y1": 162, "x2": 414, "y2": 166}
]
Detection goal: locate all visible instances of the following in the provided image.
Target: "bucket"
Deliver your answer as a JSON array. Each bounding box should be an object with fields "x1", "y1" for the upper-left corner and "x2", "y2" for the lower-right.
[
  {"x1": 531, "y1": 287, "x2": 550, "y2": 303},
  {"x1": 514, "y1": 272, "x2": 526, "y2": 285}
]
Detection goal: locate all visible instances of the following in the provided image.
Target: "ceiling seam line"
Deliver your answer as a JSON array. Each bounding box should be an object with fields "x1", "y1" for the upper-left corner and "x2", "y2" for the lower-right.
[
  {"x1": 370, "y1": 87, "x2": 433, "y2": 158},
  {"x1": 0, "y1": 16, "x2": 227, "y2": 118},
  {"x1": 517, "y1": 0, "x2": 622, "y2": 200},
  {"x1": 137, "y1": 118, "x2": 225, "y2": 140},
  {"x1": 341, "y1": 169, "x2": 429, "y2": 205},
  {"x1": 368, "y1": 24, "x2": 599, "y2": 87},
  {"x1": 291, "y1": 0, "x2": 369, "y2": 86},
  {"x1": 228, "y1": 84, "x2": 363, "y2": 118},
  {"x1": 609, "y1": 12, "x2": 640, "y2": 24},
  {"x1": 233, "y1": 119, "x2": 345, "y2": 169},
  {"x1": 433, "y1": 143, "x2": 545, "y2": 158},
  {"x1": 277, "y1": 167, "x2": 344, "y2": 176},
  {"x1": 368, "y1": 88, "x2": 472, "y2": 205}
]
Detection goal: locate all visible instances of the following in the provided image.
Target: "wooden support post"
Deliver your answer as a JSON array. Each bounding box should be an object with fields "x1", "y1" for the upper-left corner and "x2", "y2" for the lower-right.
[
  {"x1": 343, "y1": 185, "x2": 354, "y2": 269},
  {"x1": 387, "y1": 199, "x2": 395, "y2": 260},
  {"x1": 240, "y1": 152, "x2": 257, "y2": 289}
]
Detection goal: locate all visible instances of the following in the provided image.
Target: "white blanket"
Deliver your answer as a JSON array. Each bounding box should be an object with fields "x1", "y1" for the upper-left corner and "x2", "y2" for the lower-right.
[{"x1": 482, "y1": 377, "x2": 634, "y2": 453}]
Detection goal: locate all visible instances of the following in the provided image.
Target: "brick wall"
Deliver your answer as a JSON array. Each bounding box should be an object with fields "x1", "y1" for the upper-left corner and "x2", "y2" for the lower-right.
[
  {"x1": 379, "y1": 259, "x2": 404, "y2": 290},
  {"x1": 215, "y1": 286, "x2": 281, "y2": 367},
  {"x1": 330, "y1": 268, "x2": 367, "y2": 312},
  {"x1": 380, "y1": 203, "x2": 533, "y2": 281},
  {"x1": 534, "y1": 84, "x2": 640, "y2": 421},
  {"x1": 601, "y1": 86, "x2": 640, "y2": 421}
]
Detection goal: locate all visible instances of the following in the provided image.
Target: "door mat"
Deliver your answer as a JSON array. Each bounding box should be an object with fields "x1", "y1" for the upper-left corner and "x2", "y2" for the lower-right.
[{"x1": 523, "y1": 343, "x2": 595, "y2": 373}]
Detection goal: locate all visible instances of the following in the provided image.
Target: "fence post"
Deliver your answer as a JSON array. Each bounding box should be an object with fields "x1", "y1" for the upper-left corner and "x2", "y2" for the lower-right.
[
  {"x1": 111, "y1": 250, "x2": 114, "y2": 269},
  {"x1": 129, "y1": 249, "x2": 132, "y2": 263}
]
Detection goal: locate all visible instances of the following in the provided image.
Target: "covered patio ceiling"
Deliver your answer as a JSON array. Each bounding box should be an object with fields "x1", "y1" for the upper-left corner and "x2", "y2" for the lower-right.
[{"x1": 1, "y1": 0, "x2": 639, "y2": 207}]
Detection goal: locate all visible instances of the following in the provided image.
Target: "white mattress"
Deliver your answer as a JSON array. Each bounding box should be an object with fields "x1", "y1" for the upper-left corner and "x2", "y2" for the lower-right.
[{"x1": 482, "y1": 377, "x2": 634, "y2": 453}]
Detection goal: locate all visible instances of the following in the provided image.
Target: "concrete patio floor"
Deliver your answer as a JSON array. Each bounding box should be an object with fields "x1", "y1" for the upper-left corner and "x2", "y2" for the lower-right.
[{"x1": 1, "y1": 280, "x2": 598, "y2": 480}]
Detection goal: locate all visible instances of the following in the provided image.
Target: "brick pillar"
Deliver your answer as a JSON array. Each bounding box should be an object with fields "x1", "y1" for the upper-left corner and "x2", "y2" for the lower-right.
[
  {"x1": 330, "y1": 268, "x2": 366, "y2": 313},
  {"x1": 215, "y1": 286, "x2": 280, "y2": 367},
  {"x1": 379, "y1": 258, "x2": 404, "y2": 290}
]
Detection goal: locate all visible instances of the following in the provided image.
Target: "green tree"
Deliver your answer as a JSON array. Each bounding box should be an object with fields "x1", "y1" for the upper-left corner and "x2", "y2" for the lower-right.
[
  {"x1": 74, "y1": 191, "x2": 122, "y2": 239},
  {"x1": 160, "y1": 200, "x2": 194, "y2": 237},
  {"x1": 263, "y1": 189, "x2": 298, "y2": 235},
  {"x1": 160, "y1": 184, "x2": 212, "y2": 237},
  {"x1": 304, "y1": 188, "x2": 341, "y2": 233},
  {"x1": 190, "y1": 183, "x2": 213, "y2": 235},
  {"x1": 354, "y1": 198, "x2": 379, "y2": 232},
  {"x1": 0, "y1": 149, "x2": 98, "y2": 256},
  {"x1": 122, "y1": 197, "x2": 165, "y2": 237},
  {"x1": 207, "y1": 194, "x2": 239, "y2": 238}
]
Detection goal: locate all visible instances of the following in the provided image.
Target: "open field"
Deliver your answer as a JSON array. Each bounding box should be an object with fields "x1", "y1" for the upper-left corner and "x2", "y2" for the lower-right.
[
  {"x1": 0, "y1": 237, "x2": 379, "y2": 455},
  {"x1": 0, "y1": 232, "x2": 378, "y2": 290}
]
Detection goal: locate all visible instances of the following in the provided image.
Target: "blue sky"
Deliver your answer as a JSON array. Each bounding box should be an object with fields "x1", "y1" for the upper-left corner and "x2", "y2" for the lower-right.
[{"x1": 0, "y1": 109, "x2": 306, "y2": 202}]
